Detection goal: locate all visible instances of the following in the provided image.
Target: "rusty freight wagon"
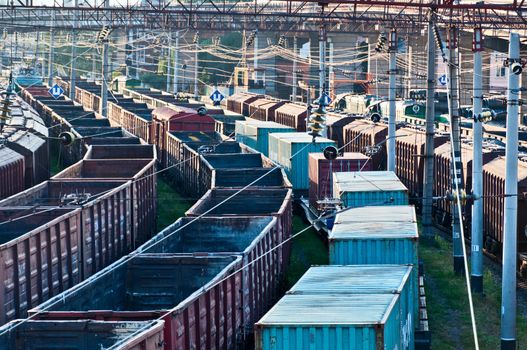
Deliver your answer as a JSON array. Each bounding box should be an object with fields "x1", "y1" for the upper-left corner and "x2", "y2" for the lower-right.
[
  {"x1": 325, "y1": 113, "x2": 362, "y2": 148},
  {"x1": 0, "y1": 319, "x2": 165, "y2": 350},
  {"x1": 84, "y1": 144, "x2": 156, "y2": 160},
  {"x1": 145, "y1": 216, "x2": 283, "y2": 333},
  {"x1": 30, "y1": 254, "x2": 244, "y2": 350},
  {"x1": 483, "y1": 156, "x2": 527, "y2": 259},
  {"x1": 342, "y1": 120, "x2": 388, "y2": 170},
  {"x1": 248, "y1": 98, "x2": 286, "y2": 122},
  {"x1": 395, "y1": 128, "x2": 448, "y2": 202},
  {"x1": 151, "y1": 106, "x2": 216, "y2": 168},
  {"x1": 0, "y1": 180, "x2": 134, "y2": 280},
  {"x1": 6, "y1": 131, "x2": 49, "y2": 188},
  {"x1": 53, "y1": 158, "x2": 157, "y2": 246},
  {"x1": 186, "y1": 188, "x2": 293, "y2": 271},
  {"x1": 200, "y1": 153, "x2": 291, "y2": 193},
  {"x1": 0, "y1": 146, "x2": 25, "y2": 200},
  {"x1": 433, "y1": 141, "x2": 503, "y2": 228}
]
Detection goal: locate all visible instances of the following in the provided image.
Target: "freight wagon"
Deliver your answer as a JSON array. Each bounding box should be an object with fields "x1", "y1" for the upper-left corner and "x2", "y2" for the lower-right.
[
  {"x1": 0, "y1": 177, "x2": 142, "y2": 326},
  {"x1": 151, "y1": 106, "x2": 216, "y2": 167},
  {"x1": 247, "y1": 98, "x2": 285, "y2": 122},
  {"x1": 226, "y1": 92, "x2": 263, "y2": 116},
  {"x1": 0, "y1": 319, "x2": 165, "y2": 350},
  {"x1": 30, "y1": 254, "x2": 243, "y2": 350},
  {"x1": 0, "y1": 146, "x2": 25, "y2": 199},
  {"x1": 274, "y1": 103, "x2": 308, "y2": 131},
  {"x1": 53, "y1": 158, "x2": 157, "y2": 246},
  {"x1": 6, "y1": 130, "x2": 49, "y2": 188},
  {"x1": 342, "y1": 120, "x2": 388, "y2": 170}
]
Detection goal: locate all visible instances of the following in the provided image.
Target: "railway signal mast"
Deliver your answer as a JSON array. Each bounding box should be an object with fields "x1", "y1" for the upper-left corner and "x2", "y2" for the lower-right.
[{"x1": 387, "y1": 28, "x2": 397, "y2": 172}]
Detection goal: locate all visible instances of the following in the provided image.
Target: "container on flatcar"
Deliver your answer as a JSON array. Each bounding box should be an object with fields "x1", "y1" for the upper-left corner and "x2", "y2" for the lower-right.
[
  {"x1": 308, "y1": 152, "x2": 371, "y2": 210},
  {"x1": 287, "y1": 265, "x2": 415, "y2": 348},
  {"x1": 0, "y1": 319, "x2": 165, "y2": 350},
  {"x1": 30, "y1": 254, "x2": 243, "y2": 350},
  {"x1": 235, "y1": 119, "x2": 295, "y2": 156},
  {"x1": 0, "y1": 146, "x2": 24, "y2": 199},
  {"x1": 0, "y1": 179, "x2": 133, "y2": 280},
  {"x1": 145, "y1": 216, "x2": 282, "y2": 329},
  {"x1": 53, "y1": 158, "x2": 157, "y2": 245},
  {"x1": 333, "y1": 171, "x2": 409, "y2": 207},
  {"x1": 268, "y1": 132, "x2": 335, "y2": 193},
  {"x1": 274, "y1": 103, "x2": 308, "y2": 131},
  {"x1": 342, "y1": 120, "x2": 388, "y2": 170},
  {"x1": 255, "y1": 294, "x2": 406, "y2": 350}
]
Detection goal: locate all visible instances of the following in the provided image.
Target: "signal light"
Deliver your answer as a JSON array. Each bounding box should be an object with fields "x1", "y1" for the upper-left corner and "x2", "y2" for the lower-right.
[
  {"x1": 375, "y1": 33, "x2": 387, "y2": 53},
  {"x1": 59, "y1": 132, "x2": 76, "y2": 146}
]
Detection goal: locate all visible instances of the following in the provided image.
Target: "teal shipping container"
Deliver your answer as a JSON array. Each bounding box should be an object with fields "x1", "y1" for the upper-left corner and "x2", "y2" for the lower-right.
[
  {"x1": 333, "y1": 170, "x2": 409, "y2": 207},
  {"x1": 255, "y1": 293, "x2": 405, "y2": 350},
  {"x1": 235, "y1": 118, "x2": 295, "y2": 155},
  {"x1": 288, "y1": 265, "x2": 415, "y2": 350},
  {"x1": 268, "y1": 132, "x2": 335, "y2": 191}
]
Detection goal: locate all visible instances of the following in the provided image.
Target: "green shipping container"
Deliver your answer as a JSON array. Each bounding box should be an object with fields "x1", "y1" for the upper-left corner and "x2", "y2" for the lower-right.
[
  {"x1": 333, "y1": 171, "x2": 409, "y2": 207},
  {"x1": 268, "y1": 132, "x2": 335, "y2": 191},
  {"x1": 255, "y1": 293, "x2": 406, "y2": 350}
]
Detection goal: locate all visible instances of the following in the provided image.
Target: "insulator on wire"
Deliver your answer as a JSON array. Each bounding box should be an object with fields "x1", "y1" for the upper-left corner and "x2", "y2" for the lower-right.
[
  {"x1": 193, "y1": 32, "x2": 199, "y2": 44},
  {"x1": 278, "y1": 35, "x2": 286, "y2": 48},
  {"x1": 374, "y1": 33, "x2": 387, "y2": 53},
  {"x1": 433, "y1": 25, "x2": 447, "y2": 60},
  {"x1": 59, "y1": 131, "x2": 76, "y2": 146},
  {"x1": 97, "y1": 25, "x2": 112, "y2": 42},
  {"x1": 308, "y1": 104, "x2": 326, "y2": 139}
]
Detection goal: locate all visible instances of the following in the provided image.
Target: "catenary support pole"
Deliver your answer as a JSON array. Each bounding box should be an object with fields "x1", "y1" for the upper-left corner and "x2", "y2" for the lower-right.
[
  {"x1": 407, "y1": 44, "x2": 412, "y2": 98},
  {"x1": 328, "y1": 37, "x2": 334, "y2": 98},
  {"x1": 471, "y1": 28, "x2": 484, "y2": 293},
  {"x1": 194, "y1": 34, "x2": 199, "y2": 99},
  {"x1": 319, "y1": 24, "x2": 326, "y2": 94},
  {"x1": 69, "y1": 0, "x2": 78, "y2": 100},
  {"x1": 47, "y1": 13, "x2": 55, "y2": 87},
  {"x1": 500, "y1": 31, "x2": 520, "y2": 350},
  {"x1": 100, "y1": 39, "x2": 109, "y2": 117},
  {"x1": 387, "y1": 28, "x2": 397, "y2": 172},
  {"x1": 166, "y1": 36, "x2": 171, "y2": 92},
  {"x1": 447, "y1": 26, "x2": 464, "y2": 275},
  {"x1": 254, "y1": 33, "x2": 259, "y2": 84},
  {"x1": 173, "y1": 31, "x2": 179, "y2": 93},
  {"x1": 292, "y1": 36, "x2": 298, "y2": 101},
  {"x1": 422, "y1": 12, "x2": 437, "y2": 238}
]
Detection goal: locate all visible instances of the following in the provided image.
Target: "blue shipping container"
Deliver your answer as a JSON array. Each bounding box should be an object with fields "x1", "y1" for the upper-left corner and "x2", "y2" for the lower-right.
[
  {"x1": 235, "y1": 119, "x2": 294, "y2": 155},
  {"x1": 268, "y1": 132, "x2": 335, "y2": 191},
  {"x1": 255, "y1": 294, "x2": 405, "y2": 350},
  {"x1": 333, "y1": 170, "x2": 409, "y2": 207},
  {"x1": 288, "y1": 265, "x2": 415, "y2": 350}
]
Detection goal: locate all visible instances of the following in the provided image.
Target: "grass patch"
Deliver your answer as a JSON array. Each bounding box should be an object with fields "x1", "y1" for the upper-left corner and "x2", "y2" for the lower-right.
[
  {"x1": 421, "y1": 235, "x2": 527, "y2": 350},
  {"x1": 156, "y1": 177, "x2": 193, "y2": 231},
  {"x1": 285, "y1": 215, "x2": 328, "y2": 289},
  {"x1": 49, "y1": 147, "x2": 66, "y2": 176}
]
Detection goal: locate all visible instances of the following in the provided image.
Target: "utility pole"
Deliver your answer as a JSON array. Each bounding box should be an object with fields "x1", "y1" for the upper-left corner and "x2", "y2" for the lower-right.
[
  {"x1": 422, "y1": 12, "x2": 437, "y2": 238},
  {"x1": 447, "y1": 26, "x2": 464, "y2": 275},
  {"x1": 500, "y1": 32, "x2": 521, "y2": 350},
  {"x1": 47, "y1": 13, "x2": 55, "y2": 87},
  {"x1": 292, "y1": 36, "x2": 298, "y2": 101},
  {"x1": 166, "y1": 36, "x2": 171, "y2": 92},
  {"x1": 387, "y1": 28, "x2": 397, "y2": 172},
  {"x1": 471, "y1": 28, "x2": 484, "y2": 293},
  {"x1": 193, "y1": 32, "x2": 199, "y2": 99},
  {"x1": 173, "y1": 31, "x2": 179, "y2": 93},
  {"x1": 318, "y1": 24, "x2": 327, "y2": 94},
  {"x1": 69, "y1": 0, "x2": 78, "y2": 100},
  {"x1": 35, "y1": 31, "x2": 41, "y2": 77},
  {"x1": 100, "y1": 37, "x2": 109, "y2": 117}
]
